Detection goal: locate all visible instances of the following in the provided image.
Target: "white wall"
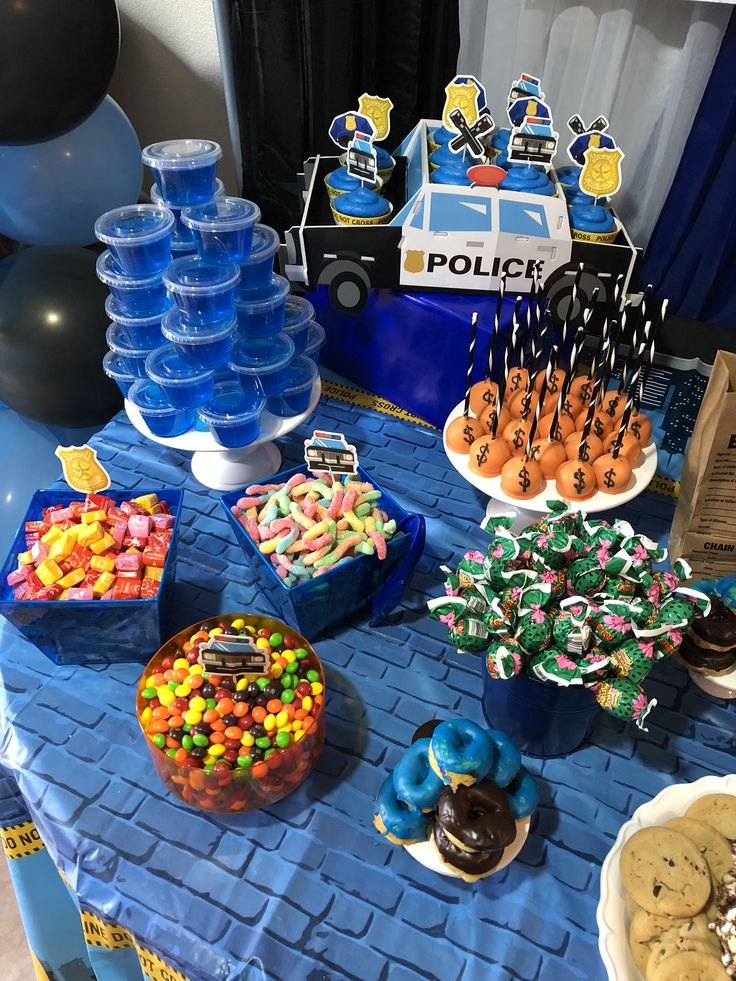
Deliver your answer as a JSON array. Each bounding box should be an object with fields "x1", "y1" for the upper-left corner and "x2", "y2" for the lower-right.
[{"x1": 109, "y1": 0, "x2": 238, "y2": 196}]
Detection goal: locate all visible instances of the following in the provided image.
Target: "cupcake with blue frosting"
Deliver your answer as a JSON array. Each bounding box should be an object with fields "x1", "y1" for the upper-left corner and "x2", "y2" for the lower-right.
[
  {"x1": 431, "y1": 162, "x2": 472, "y2": 186},
  {"x1": 374, "y1": 145, "x2": 396, "y2": 184},
  {"x1": 500, "y1": 165, "x2": 556, "y2": 197},
  {"x1": 555, "y1": 165, "x2": 581, "y2": 193},
  {"x1": 430, "y1": 142, "x2": 463, "y2": 172},
  {"x1": 490, "y1": 128, "x2": 511, "y2": 163},
  {"x1": 428, "y1": 124, "x2": 455, "y2": 153},
  {"x1": 331, "y1": 186, "x2": 392, "y2": 226},
  {"x1": 568, "y1": 204, "x2": 617, "y2": 243},
  {"x1": 325, "y1": 165, "x2": 383, "y2": 201}
]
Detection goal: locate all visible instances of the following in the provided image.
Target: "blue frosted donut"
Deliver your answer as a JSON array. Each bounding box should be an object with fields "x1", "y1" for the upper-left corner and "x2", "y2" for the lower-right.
[
  {"x1": 505, "y1": 766, "x2": 538, "y2": 819},
  {"x1": 392, "y1": 738, "x2": 444, "y2": 812},
  {"x1": 486, "y1": 729, "x2": 522, "y2": 788},
  {"x1": 373, "y1": 774, "x2": 430, "y2": 844},
  {"x1": 429, "y1": 720, "x2": 495, "y2": 790}
]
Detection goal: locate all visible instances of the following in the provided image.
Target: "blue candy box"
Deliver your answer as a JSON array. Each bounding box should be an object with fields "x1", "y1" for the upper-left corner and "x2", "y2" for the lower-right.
[
  {"x1": 0, "y1": 488, "x2": 184, "y2": 665},
  {"x1": 221, "y1": 464, "x2": 425, "y2": 638}
]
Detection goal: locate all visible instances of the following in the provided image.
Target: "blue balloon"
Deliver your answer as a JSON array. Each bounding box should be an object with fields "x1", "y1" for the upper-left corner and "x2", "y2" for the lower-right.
[{"x1": 0, "y1": 96, "x2": 142, "y2": 247}]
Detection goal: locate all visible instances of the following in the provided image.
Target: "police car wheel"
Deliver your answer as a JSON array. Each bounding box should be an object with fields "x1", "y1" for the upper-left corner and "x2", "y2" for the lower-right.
[
  {"x1": 544, "y1": 265, "x2": 606, "y2": 324},
  {"x1": 328, "y1": 271, "x2": 369, "y2": 314}
]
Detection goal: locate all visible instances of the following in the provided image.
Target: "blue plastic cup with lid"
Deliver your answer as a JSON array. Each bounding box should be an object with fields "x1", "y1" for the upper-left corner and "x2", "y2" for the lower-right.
[
  {"x1": 236, "y1": 224, "x2": 280, "y2": 296},
  {"x1": 95, "y1": 204, "x2": 175, "y2": 277},
  {"x1": 105, "y1": 296, "x2": 168, "y2": 348},
  {"x1": 106, "y1": 322, "x2": 162, "y2": 377},
  {"x1": 266, "y1": 355, "x2": 318, "y2": 417},
  {"x1": 181, "y1": 197, "x2": 261, "y2": 265},
  {"x1": 282, "y1": 295, "x2": 315, "y2": 354},
  {"x1": 128, "y1": 377, "x2": 196, "y2": 438},
  {"x1": 234, "y1": 274, "x2": 290, "y2": 338},
  {"x1": 228, "y1": 333, "x2": 295, "y2": 398},
  {"x1": 142, "y1": 139, "x2": 222, "y2": 207},
  {"x1": 163, "y1": 255, "x2": 240, "y2": 325},
  {"x1": 96, "y1": 251, "x2": 168, "y2": 317},
  {"x1": 145, "y1": 344, "x2": 216, "y2": 408},
  {"x1": 304, "y1": 321, "x2": 326, "y2": 365},
  {"x1": 197, "y1": 380, "x2": 265, "y2": 448},
  {"x1": 161, "y1": 307, "x2": 237, "y2": 370},
  {"x1": 102, "y1": 350, "x2": 137, "y2": 396}
]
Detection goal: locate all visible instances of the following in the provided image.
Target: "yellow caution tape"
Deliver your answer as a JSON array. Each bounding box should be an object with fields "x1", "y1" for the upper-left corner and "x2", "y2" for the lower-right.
[
  {"x1": 646, "y1": 474, "x2": 680, "y2": 499},
  {"x1": 320, "y1": 379, "x2": 436, "y2": 429},
  {"x1": 1, "y1": 819, "x2": 44, "y2": 860},
  {"x1": 81, "y1": 910, "x2": 191, "y2": 980},
  {"x1": 134, "y1": 943, "x2": 191, "y2": 981}
]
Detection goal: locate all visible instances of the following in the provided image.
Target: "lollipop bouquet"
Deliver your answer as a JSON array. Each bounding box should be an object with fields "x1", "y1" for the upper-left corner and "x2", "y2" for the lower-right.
[{"x1": 428, "y1": 502, "x2": 710, "y2": 731}]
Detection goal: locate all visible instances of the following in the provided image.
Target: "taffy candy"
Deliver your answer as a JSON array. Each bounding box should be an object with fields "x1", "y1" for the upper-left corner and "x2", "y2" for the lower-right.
[
  {"x1": 6, "y1": 493, "x2": 173, "y2": 602},
  {"x1": 230, "y1": 472, "x2": 399, "y2": 587},
  {"x1": 138, "y1": 615, "x2": 325, "y2": 811},
  {"x1": 430, "y1": 502, "x2": 711, "y2": 732}
]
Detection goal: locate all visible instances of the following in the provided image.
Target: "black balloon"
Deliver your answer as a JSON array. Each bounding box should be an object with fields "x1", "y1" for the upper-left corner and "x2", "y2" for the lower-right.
[
  {"x1": 0, "y1": 0, "x2": 120, "y2": 144},
  {"x1": 0, "y1": 247, "x2": 122, "y2": 426}
]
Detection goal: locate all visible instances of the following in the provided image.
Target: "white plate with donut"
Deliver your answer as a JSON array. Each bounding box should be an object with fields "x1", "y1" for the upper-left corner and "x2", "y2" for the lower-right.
[
  {"x1": 596, "y1": 774, "x2": 736, "y2": 980},
  {"x1": 404, "y1": 816, "x2": 530, "y2": 877},
  {"x1": 443, "y1": 399, "x2": 657, "y2": 515}
]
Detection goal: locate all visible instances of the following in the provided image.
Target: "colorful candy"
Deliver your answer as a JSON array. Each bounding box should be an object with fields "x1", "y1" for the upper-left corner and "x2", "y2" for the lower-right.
[
  {"x1": 230, "y1": 472, "x2": 399, "y2": 586},
  {"x1": 137, "y1": 615, "x2": 325, "y2": 811},
  {"x1": 6, "y1": 493, "x2": 173, "y2": 602}
]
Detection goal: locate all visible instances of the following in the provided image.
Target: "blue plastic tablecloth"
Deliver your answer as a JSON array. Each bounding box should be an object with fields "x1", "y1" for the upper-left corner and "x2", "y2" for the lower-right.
[{"x1": 1, "y1": 390, "x2": 734, "y2": 981}]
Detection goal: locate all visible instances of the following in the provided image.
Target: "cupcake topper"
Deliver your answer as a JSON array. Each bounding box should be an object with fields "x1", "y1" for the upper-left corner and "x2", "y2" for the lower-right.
[
  {"x1": 357, "y1": 94, "x2": 393, "y2": 143},
  {"x1": 329, "y1": 111, "x2": 380, "y2": 189},
  {"x1": 548, "y1": 326, "x2": 584, "y2": 442},
  {"x1": 462, "y1": 311, "x2": 479, "y2": 418},
  {"x1": 443, "y1": 75, "x2": 494, "y2": 160}
]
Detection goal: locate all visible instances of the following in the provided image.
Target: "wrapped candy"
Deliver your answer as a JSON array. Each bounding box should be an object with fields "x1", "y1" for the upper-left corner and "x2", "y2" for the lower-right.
[
  {"x1": 592, "y1": 679, "x2": 656, "y2": 731},
  {"x1": 428, "y1": 500, "x2": 710, "y2": 734}
]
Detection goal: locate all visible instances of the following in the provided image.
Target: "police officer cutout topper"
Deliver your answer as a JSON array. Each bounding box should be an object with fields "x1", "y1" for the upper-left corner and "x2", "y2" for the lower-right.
[{"x1": 328, "y1": 110, "x2": 381, "y2": 188}]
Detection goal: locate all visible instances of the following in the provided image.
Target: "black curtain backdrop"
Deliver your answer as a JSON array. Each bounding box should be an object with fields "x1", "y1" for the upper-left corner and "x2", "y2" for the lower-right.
[{"x1": 229, "y1": 0, "x2": 460, "y2": 233}]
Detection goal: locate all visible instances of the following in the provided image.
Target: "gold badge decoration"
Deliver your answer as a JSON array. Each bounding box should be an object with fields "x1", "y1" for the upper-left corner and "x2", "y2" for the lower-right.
[
  {"x1": 345, "y1": 114, "x2": 357, "y2": 134},
  {"x1": 358, "y1": 94, "x2": 393, "y2": 142},
  {"x1": 55, "y1": 444, "x2": 111, "y2": 493},
  {"x1": 580, "y1": 146, "x2": 624, "y2": 198},
  {"x1": 443, "y1": 80, "x2": 480, "y2": 130},
  {"x1": 403, "y1": 249, "x2": 425, "y2": 274}
]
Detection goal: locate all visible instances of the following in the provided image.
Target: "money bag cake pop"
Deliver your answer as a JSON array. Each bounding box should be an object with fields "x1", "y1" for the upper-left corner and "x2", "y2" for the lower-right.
[
  {"x1": 602, "y1": 430, "x2": 641, "y2": 466},
  {"x1": 500, "y1": 456, "x2": 544, "y2": 500},
  {"x1": 468, "y1": 434, "x2": 510, "y2": 478},
  {"x1": 593, "y1": 452, "x2": 632, "y2": 494},
  {"x1": 446, "y1": 416, "x2": 485, "y2": 454},
  {"x1": 568, "y1": 373, "x2": 595, "y2": 408},
  {"x1": 555, "y1": 458, "x2": 596, "y2": 501},
  {"x1": 469, "y1": 378, "x2": 498, "y2": 417},
  {"x1": 564, "y1": 430, "x2": 603, "y2": 463}
]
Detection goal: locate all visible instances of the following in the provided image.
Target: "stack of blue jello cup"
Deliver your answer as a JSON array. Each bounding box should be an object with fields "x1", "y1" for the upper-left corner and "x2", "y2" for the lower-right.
[{"x1": 96, "y1": 138, "x2": 326, "y2": 450}]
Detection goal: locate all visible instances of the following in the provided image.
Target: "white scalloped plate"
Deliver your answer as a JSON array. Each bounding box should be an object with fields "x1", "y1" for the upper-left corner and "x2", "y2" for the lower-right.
[
  {"x1": 405, "y1": 816, "x2": 530, "y2": 877},
  {"x1": 597, "y1": 774, "x2": 736, "y2": 980}
]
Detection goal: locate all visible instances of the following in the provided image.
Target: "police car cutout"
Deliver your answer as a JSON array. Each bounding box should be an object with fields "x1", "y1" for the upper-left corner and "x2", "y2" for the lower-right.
[{"x1": 284, "y1": 119, "x2": 640, "y2": 316}]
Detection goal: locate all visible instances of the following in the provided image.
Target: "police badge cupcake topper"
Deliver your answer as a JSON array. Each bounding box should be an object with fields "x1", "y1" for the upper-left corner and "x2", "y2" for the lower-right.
[{"x1": 567, "y1": 114, "x2": 625, "y2": 202}]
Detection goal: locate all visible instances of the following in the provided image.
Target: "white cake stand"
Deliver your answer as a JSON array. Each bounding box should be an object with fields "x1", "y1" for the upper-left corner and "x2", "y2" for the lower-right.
[
  {"x1": 404, "y1": 816, "x2": 530, "y2": 878},
  {"x1": 125, "y1": 378, "x2": 321, "y2": 491},
  {"x1": 443, "y1": 399, "x2": 657, "y2": 516}
]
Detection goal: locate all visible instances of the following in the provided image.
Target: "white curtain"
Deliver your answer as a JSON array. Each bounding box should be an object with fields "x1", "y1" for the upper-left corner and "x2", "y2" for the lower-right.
[{"x1": 459, "y1": 0, "x2": 730, "y2": 245}]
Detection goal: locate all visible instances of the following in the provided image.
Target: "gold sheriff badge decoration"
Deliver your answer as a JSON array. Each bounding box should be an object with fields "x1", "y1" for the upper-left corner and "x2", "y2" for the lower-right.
[
  {"x1": 357, "y1": 94, "x2": 393, "y2": 143},
  {"x1": 442, "y1": 79, "x2": 481, "y2": 130},
  {"x1": 580, "y1": 145, "x2": 624, "y2": 199},
  {"x1": 55, "y1": 444, "x2": 111, "y2": 493}
]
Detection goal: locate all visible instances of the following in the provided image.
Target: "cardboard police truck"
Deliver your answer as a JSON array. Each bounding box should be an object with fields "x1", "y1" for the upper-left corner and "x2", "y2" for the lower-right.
[{"x1": 283, "y1": 119, "x2": 640, "y2": 318}]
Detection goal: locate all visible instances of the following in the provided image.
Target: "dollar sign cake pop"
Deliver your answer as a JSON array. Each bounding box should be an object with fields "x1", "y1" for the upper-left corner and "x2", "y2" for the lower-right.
[
  {"x1": 534, "y1": 367, "x2": 565, "y2": 396},
  {"x1": 602, "y1": 430, "x2": 641, "y2": 466},
  {"x1": 555, "y1": 458, "x2": 596, "y2": 501},
  {"x1": 568, "y1": 373, "x2": 595, "y2": 408},
  {"x1": 500, "y1": 456, "x2": 544, "y2": 499},
  {"x1": 468, "y1": 434, "x2": 510, "y2": 477},
  {"x1": 503, "y1": 366, "x2": 529, "y2": 403},
  {"x1": 528, "y1": 356, "x2": 567, "y2": 478},
  {"x1": 507, "y1": 386, "x2": 540, "y2": 421},
  {"x1": 469, "y1": 378, "x2": 498, "y2": 417},
  {"x1": 478, "y1": 402, "x2": 511, "y2": 434},
  {"x1": 592, "y1": 453, "x2": 632, "y2": 494},
  {"x1": 574, "y1": 408, "x2": 613, "y2": 441},
  {"x1": 503, "y1": 418, "x2": 532, "y2": 457},
  {"x1": 564, "y1": 430, "x2": 603, "y2": 463},
  {"x1": 446, "y1": 416, "x2": 486, "y2": 454},
  {"x1": 537, "y1": 411, "x2": 576, "y2": 442}
]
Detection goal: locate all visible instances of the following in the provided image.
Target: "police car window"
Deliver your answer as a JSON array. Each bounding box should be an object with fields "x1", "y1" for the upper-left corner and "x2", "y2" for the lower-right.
[
  {"x1": 498, "y1": 199, "x2": 550, "y2": 238},
  {"x1": 409, "y1": 199, "x2": 425, "y2": 229},
  {"x1": 429, "y1": 194, "x2": 492, "y2": 233}
]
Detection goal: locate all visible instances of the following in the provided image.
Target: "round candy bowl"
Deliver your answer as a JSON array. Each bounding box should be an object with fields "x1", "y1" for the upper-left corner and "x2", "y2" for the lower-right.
[{"x1": 137, "y1": 614, "x2": 326, "y2": 812}]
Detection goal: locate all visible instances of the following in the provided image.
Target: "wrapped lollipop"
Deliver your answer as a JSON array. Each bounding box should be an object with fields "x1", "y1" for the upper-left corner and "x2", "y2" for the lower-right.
[
  {"x1": 591, "y1": 678, "x2": 656, "y2": 731},
  {"x1": 529, "y1": 647, "x2": 584, "y2": 686},
  {"x1": 487, "y1": 636, "x2": 524, "y2": 679},
  {"x1": 446, "y1": 311, "x2": 485, "y2": 453}
]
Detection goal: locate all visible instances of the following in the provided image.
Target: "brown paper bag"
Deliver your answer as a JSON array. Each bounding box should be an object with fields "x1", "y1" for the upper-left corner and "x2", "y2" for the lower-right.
[{"x1": 669, "y1": 350, "x2": 736, "y2": 577}]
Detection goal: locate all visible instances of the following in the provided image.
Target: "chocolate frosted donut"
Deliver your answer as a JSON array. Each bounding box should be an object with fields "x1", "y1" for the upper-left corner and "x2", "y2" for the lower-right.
[
  {"x1": 436, "y1": 781, "x2": 516, "y2": 852},
  {"x1": 432, "y1": 823, "x2": 503, "y2": 881},
  {"x1": 412, "y1": 720, "x2": 443, "y2": 744},
  {"x1": 679, "y1": 596, "x2": 736, "y2": 675}
]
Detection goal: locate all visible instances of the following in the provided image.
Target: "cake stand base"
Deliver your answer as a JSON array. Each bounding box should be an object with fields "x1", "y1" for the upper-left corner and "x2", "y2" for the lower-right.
[{"x1": 190, "y1": 442, "x2": 282, "y2": 492}]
